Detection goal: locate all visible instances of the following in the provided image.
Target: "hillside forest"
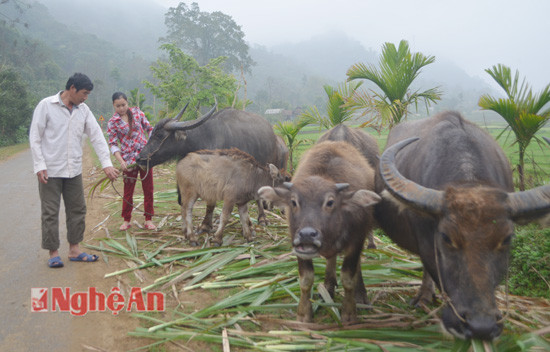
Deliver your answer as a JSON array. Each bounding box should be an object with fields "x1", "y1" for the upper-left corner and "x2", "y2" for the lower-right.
[{"x1": 0, "y1": 0, "x2": 509, "y2": 148}]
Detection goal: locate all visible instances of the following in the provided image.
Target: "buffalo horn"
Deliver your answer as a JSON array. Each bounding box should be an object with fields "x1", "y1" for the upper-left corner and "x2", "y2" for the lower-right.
[
  {"x1": 335, "y1": 183, "x2": 349, "y2": 192},
  {"x1": 175, "y1": 102, "x2": 189, "y2": 121},
  {"x1": 379, "y1": 137, "x2": 444, "y2": 215},
  {"x1": 165, "y1": 104, "x2": 217, "y2": 131},
  {"x1": 508, "y1": 184, "x2": 550, "y2": 222}
]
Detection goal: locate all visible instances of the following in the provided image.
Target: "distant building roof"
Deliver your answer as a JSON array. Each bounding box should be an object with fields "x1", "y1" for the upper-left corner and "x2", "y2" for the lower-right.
[{"x1": 265, "y1": 108, "x2": 284, "y2": 115}]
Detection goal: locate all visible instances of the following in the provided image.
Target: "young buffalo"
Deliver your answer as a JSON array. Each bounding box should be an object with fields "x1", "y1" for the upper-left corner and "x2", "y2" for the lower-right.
[
  {"x1": 177, "y1": 148, "x2": 286, "y2": 246},
  {"x1": 259, "y1": 141, "x2": 380, "y2": 323}
]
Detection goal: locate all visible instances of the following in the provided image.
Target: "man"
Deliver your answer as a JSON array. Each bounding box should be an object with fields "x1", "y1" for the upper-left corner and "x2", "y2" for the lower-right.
[{"x1": 29, "y1": 73, "x2": 119, "y2": 268}]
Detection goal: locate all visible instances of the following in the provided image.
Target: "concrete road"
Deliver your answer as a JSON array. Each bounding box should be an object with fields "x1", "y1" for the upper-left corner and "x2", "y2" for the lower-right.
[{"x1": 0, "y1": 149, "x2": 140, "y2": 351}]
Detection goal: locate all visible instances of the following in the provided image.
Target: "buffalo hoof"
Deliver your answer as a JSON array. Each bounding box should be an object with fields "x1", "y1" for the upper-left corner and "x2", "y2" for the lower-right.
[
  {"x1": 296, "y1": 313, "x2": 313, "y2": 323},
  {"x1": 410, "y1": 290, "x2": 436, "y2": 307},
  {"x1": 257, "y1": 216, "x2": 268, "y2": 227},
  {"x1": 197, "y1": 226, "x2": 212, "y2": 234},
  {"x1": 341, "y1": 312, "x2": 358, "y2": 324},
  {"x1": 189, "y1": 240, "x2": 200, "y2": 247},
  {"x1": 210, "y1": 239, "x2": 222, "y2": 247},
  {"x1": 366, "y1": 242, "x2": 377, "y2": 249}
]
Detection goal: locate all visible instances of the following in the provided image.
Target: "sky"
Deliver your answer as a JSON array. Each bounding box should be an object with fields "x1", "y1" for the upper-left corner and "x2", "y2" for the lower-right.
[{"x1": 156, "y1": 0, "x2": 550, "y2": 90}]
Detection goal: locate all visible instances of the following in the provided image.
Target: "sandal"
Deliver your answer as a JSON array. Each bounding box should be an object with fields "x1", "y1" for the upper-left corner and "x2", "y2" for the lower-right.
[
  {"x1": 69, "y1": 252, "x2": 99, "y2": 262},
  {"x1": 119, "y1": 222, "x2": 131, "y2": 231},
  {"x1": 144, "y1": 221, "x2": 157, "y2": 230},
  {"x1": 48, "y1": 256, "x2": 64, "y2": 268}
]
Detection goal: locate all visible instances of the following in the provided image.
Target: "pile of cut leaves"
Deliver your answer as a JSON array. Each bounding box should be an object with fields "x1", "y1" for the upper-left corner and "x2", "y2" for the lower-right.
[{"x1": 86, "y1": 185, "x2": 550, "y2": 352}]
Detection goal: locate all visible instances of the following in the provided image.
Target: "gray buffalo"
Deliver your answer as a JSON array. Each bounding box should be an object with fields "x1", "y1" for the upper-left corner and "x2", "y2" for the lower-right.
[
  {"x1": 376, "y1": 111, "x2": 550, "y2": 340},
  {"x1": 137, "y1": 106, "x2": 288, "y2": 225}
]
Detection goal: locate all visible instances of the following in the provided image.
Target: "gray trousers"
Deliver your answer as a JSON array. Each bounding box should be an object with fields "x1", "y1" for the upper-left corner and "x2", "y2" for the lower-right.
[{"x1": 38, "y1": 174, "x2": 86, "y2": 250}]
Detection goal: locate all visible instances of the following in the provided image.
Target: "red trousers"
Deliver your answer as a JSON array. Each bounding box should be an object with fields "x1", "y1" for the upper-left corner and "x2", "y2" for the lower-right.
[{"x1": 122, "y1": 167, "x2": 154, "y2": 221}]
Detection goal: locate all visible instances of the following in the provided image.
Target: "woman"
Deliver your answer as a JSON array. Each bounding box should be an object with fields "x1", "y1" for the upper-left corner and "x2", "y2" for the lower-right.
[{"x1": 107, "y1": 92, "x2": 156, "y2": 230}]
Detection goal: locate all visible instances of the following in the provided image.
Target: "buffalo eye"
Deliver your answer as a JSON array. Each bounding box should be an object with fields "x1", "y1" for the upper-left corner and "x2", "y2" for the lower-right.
[
  {"x1": 501, "y1": 233, "x2": 514, "y2": 247},
  {"x1": 291, "y1": 199, "x2": 298, "y2": 208},
  {"x1": 326, "y1": 200, "x2": 334, "y2": 207},
  {"x1": 441, "y1": 232, "x2": 452, "y2": 246}
]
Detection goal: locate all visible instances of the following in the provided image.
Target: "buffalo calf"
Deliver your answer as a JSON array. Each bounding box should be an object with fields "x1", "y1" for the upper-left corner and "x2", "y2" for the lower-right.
[
  {"x1": 177, "y1": 148, "x2": 285, "y2": 246},
  {"x1": 259, "y1": 141, "x2": 380, "y2": 323},
  {"x1": 318, "y1": 124, "x2": 380, "y2": 249}
]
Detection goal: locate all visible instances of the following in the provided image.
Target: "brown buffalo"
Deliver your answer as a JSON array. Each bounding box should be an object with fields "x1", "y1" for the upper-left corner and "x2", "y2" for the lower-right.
[
  {"x1": 176, "y1": 148, "x2": 287, "y2": 246},
  {"x1": 318, "y1": 124, "x2": 380, "y2": 248},
  {"x1": 259, "y1": 141, "x2": 380, "y2": 323},
  {"x1": 376, "y1": 111, "x2": 550, "y2": 340}
]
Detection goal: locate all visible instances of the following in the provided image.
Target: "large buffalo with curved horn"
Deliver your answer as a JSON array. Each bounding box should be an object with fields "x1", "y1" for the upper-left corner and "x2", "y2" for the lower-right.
[
  {"x1": 376, "y1": 111, "x2": 550, "y2": 340},
  {"x1": 137, "y1": 105, "x2": 288, "y2": 225}
]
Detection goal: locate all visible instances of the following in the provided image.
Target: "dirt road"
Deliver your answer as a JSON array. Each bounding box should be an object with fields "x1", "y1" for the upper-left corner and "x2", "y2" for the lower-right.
[{"x1": 0, "y1": 148, "x2": 143, "y2": 351}]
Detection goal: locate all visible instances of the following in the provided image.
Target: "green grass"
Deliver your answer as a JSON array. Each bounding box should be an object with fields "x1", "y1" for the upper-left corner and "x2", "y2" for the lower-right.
[{"x1": 0, "y1": 142, "x2": 29, "y2": 162}]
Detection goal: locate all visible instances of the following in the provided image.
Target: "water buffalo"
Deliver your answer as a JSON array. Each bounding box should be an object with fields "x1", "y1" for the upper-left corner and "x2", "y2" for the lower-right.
[
  {"x1": 318, "y1": 124, "x2": 380, "y2": 248},
  {"x1": 137, "y1": 106, "x2": 287, "y2": 225},
  {"x1": 259, "y1": 141, "x2": 380, "y2": 323},
  {"x1": 376, "y1": 111, "x2": 550, "y2": 340},
  {"x1": 176, "y1": 148, "x2": 286, "y2": 246}
]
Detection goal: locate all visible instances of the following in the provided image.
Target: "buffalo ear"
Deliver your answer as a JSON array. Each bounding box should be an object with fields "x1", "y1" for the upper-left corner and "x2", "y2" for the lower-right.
[
  {"x1": 342, "y1": 189, "x2": 381, "y2": 211},
  {"x1": 268, "y1": 163, "x2": 280, "y2": 180},
  {"x1": 174, "y1": 130, "x2": 188, "y2": 141},
  {"x1": 258, "y1": 186, "x2": 290, "y2": 208}
]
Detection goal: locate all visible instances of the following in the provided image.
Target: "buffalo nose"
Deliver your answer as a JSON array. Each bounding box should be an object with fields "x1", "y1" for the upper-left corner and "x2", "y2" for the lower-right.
[
  {"x1": 463, "y1": 316, "x2": 502, "y2": 340},
  {"x1": 298, "y1": 227, "x2": 319, "y2": 243}
]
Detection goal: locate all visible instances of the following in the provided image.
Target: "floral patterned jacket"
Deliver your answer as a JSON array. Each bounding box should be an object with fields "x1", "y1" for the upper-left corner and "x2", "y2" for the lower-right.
[{"x1": 107, "y1": 107, "x2": 153, "y2": 165}]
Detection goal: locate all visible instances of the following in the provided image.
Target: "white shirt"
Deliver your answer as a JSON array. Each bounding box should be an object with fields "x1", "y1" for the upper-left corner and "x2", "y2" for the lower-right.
[{"x1": 29, "y1": 92, "x2": 113, "y2": 177}]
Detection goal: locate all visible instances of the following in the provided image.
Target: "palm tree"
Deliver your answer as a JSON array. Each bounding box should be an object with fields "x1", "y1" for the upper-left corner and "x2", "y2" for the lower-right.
[
  {"x1": 479, "y1": 64, "x2": 550, "y2": 190},
  {"x1": 300, "y1": 81, "x2": 362, "y2": 129},
  {"x1": 274, "y1": 116, "x2": 315, "y2": 173},
  {"x1": 347, "y1": 40, "x2": 442, "y2": 127}
]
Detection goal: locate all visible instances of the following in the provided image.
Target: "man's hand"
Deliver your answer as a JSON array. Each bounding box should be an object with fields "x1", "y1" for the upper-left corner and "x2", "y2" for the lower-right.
[
  {"x1": 103, "y1": 166, "x2": 119, "y2": 181},
  {"x1": 37, "y1": 170, "x2": 48, "y2": 184}
]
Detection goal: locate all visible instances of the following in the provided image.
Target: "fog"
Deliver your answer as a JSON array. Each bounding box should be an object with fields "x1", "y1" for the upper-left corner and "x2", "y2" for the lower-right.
[{"x1": 157, "y1": 0, "x2": 550, "y2": 90}]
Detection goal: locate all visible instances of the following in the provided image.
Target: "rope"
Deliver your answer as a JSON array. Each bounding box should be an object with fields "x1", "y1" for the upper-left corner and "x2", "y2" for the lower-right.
[{"x1": 433, "y1": 235, "x2": 510, "y2": 325}]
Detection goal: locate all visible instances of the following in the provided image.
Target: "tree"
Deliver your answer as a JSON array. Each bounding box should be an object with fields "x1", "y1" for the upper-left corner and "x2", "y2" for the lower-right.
[
  {"x1": 347, "y1": 40, "x2": 441, "y2": 127},
  {"x1": 0, "y1": 66, "x2": 33, "y2": 146},
  {"x1": 479, "y1": 64, "x2": 550, "y2": 191},
  {"x1": 162, "y1": 2, "x2": 254, "y2": 73},
  {"x1": 144, "y1": 43, "x2": 238, "y2": 120},
  {"x1": 300, "y1": 81, "x2": 362, "y2": 129},
  {"x1": 274, "y1": 116, "x2": 315, "y2": 173}
]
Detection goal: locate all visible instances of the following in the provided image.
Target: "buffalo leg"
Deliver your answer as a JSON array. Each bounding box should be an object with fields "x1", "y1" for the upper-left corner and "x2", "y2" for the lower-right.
[
  {"x1": 340, "y1": 246, "x2": 363, "y2": 323},
  {"x1": 181, "y1": 193, "x2": 199, "y2": 246},
  {"x1": 366, "y1": 231, "x2": 376, "y2": 249},
  {"x1": 256, "y1": 200, "x2": 268, "y2": 226},
  {"x1": 354, "y1": 260, "x2": 368, "y2": 305},
  {"x1": 411, "y1": 270, "x2": 436, "y2": 306},
  {"x1": 198, "y1": 204, "x2": 215, "y2": 234},
  {"x1": 237, "y1": 202, "x2": 254, "y2": 242},
  {"x1": 297, "y1": 258, "x2": 315, "y2": 322},
  {"x1": 324, "y1": 256, "x2": 337, "y2": 298},
  {"x1": 212, "y1": 202, "x2": 233, "y2": 246}
]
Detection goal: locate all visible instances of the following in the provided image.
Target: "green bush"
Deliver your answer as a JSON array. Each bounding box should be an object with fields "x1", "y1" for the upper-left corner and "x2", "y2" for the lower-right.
[{"x1": 508, "y1": 224, "x2": 550, "y2": 298}]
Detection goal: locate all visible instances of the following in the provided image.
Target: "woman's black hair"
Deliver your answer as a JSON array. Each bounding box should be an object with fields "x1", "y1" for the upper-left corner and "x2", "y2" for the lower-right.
[{"x1": 112, "y1": 92, "x2": 134, "y2": 137}]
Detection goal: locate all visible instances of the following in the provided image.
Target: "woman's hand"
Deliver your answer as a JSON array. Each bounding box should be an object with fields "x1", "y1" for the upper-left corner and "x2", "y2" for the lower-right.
[{"x1": 120, "y1": 160, "x2": 128, "y2": 172}]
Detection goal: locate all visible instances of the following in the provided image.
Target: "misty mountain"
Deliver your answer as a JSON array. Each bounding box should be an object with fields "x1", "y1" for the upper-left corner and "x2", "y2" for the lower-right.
[
  {"x1": 6, "y1": 0, "x2": 501, "y2": 122},
  {"x1": 271, "y1": 31, "x2": 378, "y2": 82},
  {"x1": 37, "y1": 0, "x2": 166, "y2": 60}
]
